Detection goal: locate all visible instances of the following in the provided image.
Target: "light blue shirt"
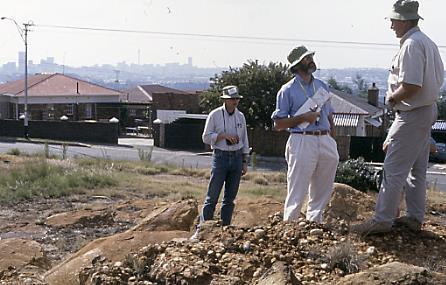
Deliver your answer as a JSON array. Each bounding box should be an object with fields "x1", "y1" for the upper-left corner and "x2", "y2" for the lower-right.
[{"x1": 271, "y1": 74, "x2": 333, "y2": 133}]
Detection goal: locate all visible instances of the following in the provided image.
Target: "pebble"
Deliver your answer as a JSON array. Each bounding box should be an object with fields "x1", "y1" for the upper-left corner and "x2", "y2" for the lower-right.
[
  {"x1": 366, "y1": 246, "x2": 376, "y2": 255},
  {"x1": 254, "y1": 229, "x2": 266, "y2": 239},
  {"x1": 310, "y1": 229, "x2": 323, "y2": 236}
]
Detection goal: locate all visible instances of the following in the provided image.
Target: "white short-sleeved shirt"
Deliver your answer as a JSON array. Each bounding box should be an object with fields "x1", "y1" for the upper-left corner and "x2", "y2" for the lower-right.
[
  {"x1": 202, "y1": 104, "x2": 250, "y2": 154},
  {"x1": 388, "y1": 27, "x2": 444, "y2": 111}
]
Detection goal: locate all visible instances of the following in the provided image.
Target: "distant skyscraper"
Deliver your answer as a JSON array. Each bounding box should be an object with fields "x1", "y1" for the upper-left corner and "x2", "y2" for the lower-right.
[
  {"x1": 188, "y1": 57, "x2": 193, "y2": 66},
  {"x1": 18, "y1": 51, "x2": 25, "y2": 72}
]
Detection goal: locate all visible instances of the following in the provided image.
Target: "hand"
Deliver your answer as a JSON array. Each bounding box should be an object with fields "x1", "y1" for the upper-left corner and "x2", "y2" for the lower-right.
[
  {"x1": 242, "y1": 162, "x2": 248, "y2": 176},
  {"x1": 303, "y1": 111, "x2": 320, "y2": 124},
  {"x1": 385, "y1": 91, "x2": 396, "y2": 107},
  {"x1": 225, "y1": 134, "x2": 240, "y2": 145}
]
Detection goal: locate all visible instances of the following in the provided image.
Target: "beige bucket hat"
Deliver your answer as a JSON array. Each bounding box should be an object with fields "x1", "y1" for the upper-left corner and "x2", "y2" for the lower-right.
[{"x1": 287, "y1": 46, "x2": 315, "y2": 70}]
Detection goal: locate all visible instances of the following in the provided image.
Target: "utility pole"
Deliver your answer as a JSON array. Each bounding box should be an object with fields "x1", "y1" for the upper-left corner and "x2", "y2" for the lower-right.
[{"x1": 1, "y1": 17, "x2": 33, "y2": 139}]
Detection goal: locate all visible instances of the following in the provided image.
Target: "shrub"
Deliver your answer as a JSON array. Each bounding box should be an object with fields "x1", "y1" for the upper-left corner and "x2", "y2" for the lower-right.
[
  {"x1": 335, "y1": 157, "x2": 378, "y2": 192},
  {"x1": 327, "y1": 241, "x2": 364, "y2": 274},
  {"x1": 7, "y1": 148, "x2": 21, "y2": 156}
]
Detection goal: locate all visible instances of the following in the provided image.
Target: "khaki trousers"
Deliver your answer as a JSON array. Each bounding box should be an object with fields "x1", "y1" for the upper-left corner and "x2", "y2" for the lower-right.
[{"x1": 375, "y1": 104, "x2": 437, "y2": 223}]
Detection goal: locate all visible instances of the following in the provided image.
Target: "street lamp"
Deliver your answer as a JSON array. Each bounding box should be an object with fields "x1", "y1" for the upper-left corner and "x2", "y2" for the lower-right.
[{"x1": 1, "y1": 17, "x2": 33, "y2": 139}]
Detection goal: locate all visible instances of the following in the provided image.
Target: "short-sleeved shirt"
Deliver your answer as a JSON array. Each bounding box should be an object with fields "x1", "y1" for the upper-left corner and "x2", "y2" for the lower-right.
[
  {"x1": 388, "y1": 27, "x2": 444, "y2": 111},
  {"x1": 202, "y1": 104, "x2": 250, "y2": 154},
  {"x1": 271, "y1": 74, "x2": 333, "y2": 133}
]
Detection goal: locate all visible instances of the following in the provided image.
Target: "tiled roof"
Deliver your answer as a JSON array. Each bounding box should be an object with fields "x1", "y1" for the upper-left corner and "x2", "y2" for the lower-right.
[
  {"x1": 330, "y1": 88, "x2": 383, "y2": 116},
  {"x1": 120, "y1": 86, "x2": 152, "y2": 103},
  {"x1": 139, "y1": 84, "x2": 190, "y2": 95},
  {"x1": 0, "y1": 73, "x2": 121, "y2": 97},
  {"x1": 121, "y1": 84, "x2": 191, "y2": 103}
]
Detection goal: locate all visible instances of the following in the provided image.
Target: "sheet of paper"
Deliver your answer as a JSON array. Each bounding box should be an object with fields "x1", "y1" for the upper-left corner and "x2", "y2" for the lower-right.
[{"x1": 294, "y1": 88, "x2": 333, "y2": 129}]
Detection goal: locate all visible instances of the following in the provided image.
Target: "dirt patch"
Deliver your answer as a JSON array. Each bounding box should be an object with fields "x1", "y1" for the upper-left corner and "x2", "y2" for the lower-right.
[{"x1": 0, "y1": 180, "x2": 445, "y2": 285}]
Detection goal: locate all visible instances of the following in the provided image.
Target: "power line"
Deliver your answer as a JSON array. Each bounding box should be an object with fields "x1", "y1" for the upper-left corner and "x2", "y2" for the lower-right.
[{"x1": 35, "y1": 23, "x2": 409, "y2": 49}]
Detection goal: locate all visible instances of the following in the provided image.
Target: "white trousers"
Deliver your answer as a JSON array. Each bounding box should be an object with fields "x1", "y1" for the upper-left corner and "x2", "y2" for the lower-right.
[{"x1": 284, "y1": 134, "x2": 339, "y2": 223}]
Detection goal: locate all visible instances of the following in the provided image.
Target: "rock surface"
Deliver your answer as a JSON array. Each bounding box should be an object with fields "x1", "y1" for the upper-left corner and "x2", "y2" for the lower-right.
[{"x1": 337, "y1": 261, "x2": 446, "y2": 285}]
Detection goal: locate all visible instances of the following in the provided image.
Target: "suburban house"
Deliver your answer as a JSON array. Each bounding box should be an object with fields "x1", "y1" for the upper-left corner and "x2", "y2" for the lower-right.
[
  {"x1": 0, "y1": 73, "x2": 122, "y2": 122},
  {"x1": 330, "y1": 84, "x2": 386, "y2": 137},
  {"x1": 121, "y1": 84, "x2": 200, "y2": 134}
]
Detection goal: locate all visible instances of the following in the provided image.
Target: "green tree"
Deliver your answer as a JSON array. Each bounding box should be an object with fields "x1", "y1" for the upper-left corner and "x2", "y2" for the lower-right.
[
  {"x1": 352, "y1": 74, "x2": 369, "y2": 98},
  {"x1": 327, "y1": 77, "x2": 353, "y2": 94},
  {"x1": 199, "y1": 60, "x2": 291, "y2": 129}
]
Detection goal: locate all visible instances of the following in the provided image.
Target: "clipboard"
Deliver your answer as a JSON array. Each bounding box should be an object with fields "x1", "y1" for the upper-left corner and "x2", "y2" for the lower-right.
[{"x1": 294, "y1": 87, "x2": 333, "y2": 129}]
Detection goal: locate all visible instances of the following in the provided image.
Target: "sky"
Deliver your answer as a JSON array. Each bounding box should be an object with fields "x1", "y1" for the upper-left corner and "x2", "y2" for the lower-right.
[{"x1": 0, "y1": 0, "x2": 444, "y2": 69}]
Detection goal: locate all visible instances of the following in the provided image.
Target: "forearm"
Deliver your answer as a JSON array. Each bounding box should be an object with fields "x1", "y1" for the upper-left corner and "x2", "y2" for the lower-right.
[
  {"x1": 388, "y1": 83, "x2": 421, "y2": 103},
  {"x1": 274, "y1": 113, "x2": 312, "y2": 131}
]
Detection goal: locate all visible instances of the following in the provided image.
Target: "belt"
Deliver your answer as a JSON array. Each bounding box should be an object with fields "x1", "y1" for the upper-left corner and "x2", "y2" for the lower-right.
[
  {"x1": 293, "y1": 130, "x2": 330, "y2": 136},
  {"x1": 214, "y1": 148, "x2": 243, "y2": 154}
]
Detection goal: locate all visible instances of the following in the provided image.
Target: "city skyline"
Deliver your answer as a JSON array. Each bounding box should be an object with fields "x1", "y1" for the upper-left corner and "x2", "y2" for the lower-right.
[{"x1": 1, "y1": 0, "x2": 445, "y2": 69}]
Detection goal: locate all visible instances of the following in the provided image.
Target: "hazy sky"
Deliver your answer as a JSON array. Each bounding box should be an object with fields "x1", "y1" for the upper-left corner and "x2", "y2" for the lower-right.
[{"x1": 0, "y1": 0, "x2": 444, "y2": 69}]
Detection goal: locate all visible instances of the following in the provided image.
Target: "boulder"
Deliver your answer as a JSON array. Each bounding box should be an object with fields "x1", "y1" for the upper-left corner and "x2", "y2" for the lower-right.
[
  {"x1": 0, "y1": 238, "x2": 49, "y2": 277},
  {"x1": 337, "y1": 261, "x2": 446, "y2": 285},
  {"x1": 132, "y1": 199, "x2": 198, "y2": 231},
  {"x1": 46, "y1": 209, "x2": 114, "y2": 228},
  {"x1": 257, "y1": 261, "x2": 301, "y2": 285}
]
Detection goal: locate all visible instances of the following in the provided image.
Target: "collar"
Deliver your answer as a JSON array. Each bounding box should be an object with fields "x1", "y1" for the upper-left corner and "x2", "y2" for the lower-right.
[
  {"x1": 400, "y1": 26, "x2": 420, "y2": 46},
  {"x1": 294, "y1": 73, "x2": 314, "y2": 86},
  {"x1": 221, "y1": 104, "x2": 237, "y2": 115}
]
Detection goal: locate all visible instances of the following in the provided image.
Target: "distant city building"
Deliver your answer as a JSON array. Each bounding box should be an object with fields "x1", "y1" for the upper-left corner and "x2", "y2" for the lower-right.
[{"x1": 18, "y1": 51, "x2": 25, "y2": 72}]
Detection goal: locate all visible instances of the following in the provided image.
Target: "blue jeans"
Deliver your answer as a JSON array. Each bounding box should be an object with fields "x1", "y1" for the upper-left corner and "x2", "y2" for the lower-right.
[{"x1": 201, "y1": 149, "x2": 243, "y2": 226}]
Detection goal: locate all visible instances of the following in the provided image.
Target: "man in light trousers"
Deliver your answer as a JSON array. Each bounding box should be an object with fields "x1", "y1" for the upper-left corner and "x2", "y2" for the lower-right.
[
  {"x1": 272, "y1": 45, "x2": 339, "y2": 224},
  {"x1": 351, "y1": 0, "x2": 444, "y2": 235}
]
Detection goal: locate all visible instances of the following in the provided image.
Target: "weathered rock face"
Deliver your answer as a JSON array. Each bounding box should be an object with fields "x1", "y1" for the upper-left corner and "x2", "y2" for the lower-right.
[
  {"x1": 256, "y1": 261, "x2": 302, "y2": 285},
  {"x1": 74, "y1": 184, "x2": 446, "y2": 285},
  {"x1": 0, "y1": 238, "x2": 49, "y2": 279},
  {"x1": 337, "y1": 261, "x2": 446, "y2": 285},
  {"x1": 132, "y1": 199, "x2": 198, "y2": 232},
  {"x1": 46, "y1": 209, "x2": 114, "y2": 228},
  {"x1": 44, "y1": 199, "x2": 198, "y2": 285}
]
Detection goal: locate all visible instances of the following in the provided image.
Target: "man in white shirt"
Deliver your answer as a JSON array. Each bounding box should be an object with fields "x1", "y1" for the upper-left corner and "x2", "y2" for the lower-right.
[
  {"x1": 351, "y1": 0, "x2": 444, "y2": 235},
  {"x1": 198, "y1": 85, "x2": 250, "y2": 230}
]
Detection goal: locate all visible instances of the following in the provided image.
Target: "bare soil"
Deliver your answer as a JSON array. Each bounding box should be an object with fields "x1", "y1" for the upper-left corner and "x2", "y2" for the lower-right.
[{"x1": 0, "y1": 156, "x2": 445, "y2": 284}]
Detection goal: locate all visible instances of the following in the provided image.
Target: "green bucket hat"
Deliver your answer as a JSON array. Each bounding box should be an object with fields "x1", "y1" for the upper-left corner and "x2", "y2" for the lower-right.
[
  {"x1": 287, "y1": 46, "x2": 315, "y2": 70},
  {"x1": 388, "y1": 0, "x2": 423, "y2": 20},
  {"x1": 220, "y1": 85, "x2": 243, "y2": 99}
]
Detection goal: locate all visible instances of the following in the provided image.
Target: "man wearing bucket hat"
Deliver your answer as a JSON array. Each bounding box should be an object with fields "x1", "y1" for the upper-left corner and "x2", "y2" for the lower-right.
[
  {"x1": 192, "y1": 85, "x2": 249, "y2": 239},
  {"x1": 351, "y1": 0, "x2": 444, "y2": 235},
  {"x1": 271, "y1": 46, "x2": 339, "y2": 223}
]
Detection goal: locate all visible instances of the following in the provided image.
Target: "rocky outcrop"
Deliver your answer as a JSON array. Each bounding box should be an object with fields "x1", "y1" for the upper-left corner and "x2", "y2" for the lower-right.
[
  {"x1": 257, "y1": 261, "x2": 301, "y2": 285},
  {"x1": 44, "y1": 199, "x2": 198, "y2": 285},
  {"x1": 0, "y1": 238, "x2": 49, "y2": 279},
  {"x1": 337, "y1": 261, "x2": 446, "y2": 285}
]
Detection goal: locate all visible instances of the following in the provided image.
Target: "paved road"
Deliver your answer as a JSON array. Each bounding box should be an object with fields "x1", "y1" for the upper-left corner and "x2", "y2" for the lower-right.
[
  {"x1": 0, "y1": 138, "x2": 214, "y2": 169},
  {"x1": 1, "y1": 137, "x2": 445, "y2": 191}
]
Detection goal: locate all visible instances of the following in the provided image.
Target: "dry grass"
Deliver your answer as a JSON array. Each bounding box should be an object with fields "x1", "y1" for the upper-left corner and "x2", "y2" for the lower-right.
[
  {"x1": 327, "y1": 241, "x2": 365, "y2": 274},
  {"x1": 0, "y1": 154, "x2": 288, "y2": 205}
]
